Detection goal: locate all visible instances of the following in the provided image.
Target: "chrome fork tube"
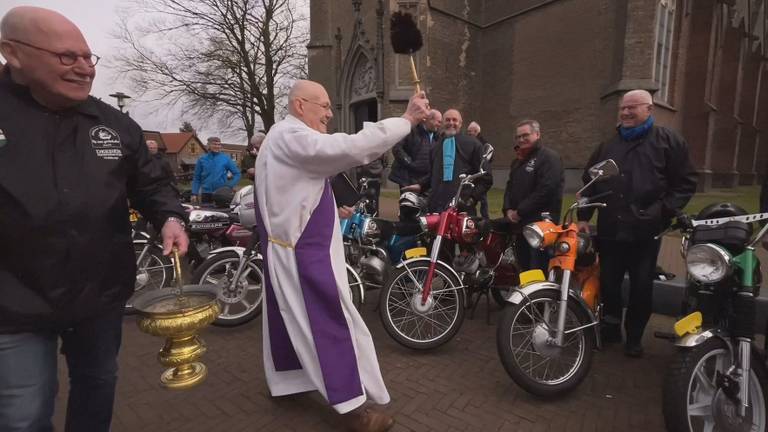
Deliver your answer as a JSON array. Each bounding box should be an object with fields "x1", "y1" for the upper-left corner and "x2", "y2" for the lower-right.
[
  {"x1": 555, "y1": 270, "x2": 572, "y2": 345},
  {"x1": 738, "y1": 337, "x2": 752, "y2": 416}
]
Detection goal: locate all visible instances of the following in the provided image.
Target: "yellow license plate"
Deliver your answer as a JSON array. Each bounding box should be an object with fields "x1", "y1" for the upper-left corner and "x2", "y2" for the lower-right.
[
  {"x1": 519, "y1": 269, "x2": 546, "y2": 287},
  {"x1": 404, "y1": 247, "x2": 427, "y2": 259},
  {"x1": 674, "y1": 311, "x2": 702, "y2": 337}
]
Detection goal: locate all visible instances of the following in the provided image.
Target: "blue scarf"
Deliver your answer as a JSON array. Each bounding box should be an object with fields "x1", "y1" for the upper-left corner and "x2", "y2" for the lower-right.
[
  {"x1": 619, "y1": 116, "x2": 654, "y2": 141},
  {"x1": 442, "y1": 136, "x2": 456, "y2": 181}
]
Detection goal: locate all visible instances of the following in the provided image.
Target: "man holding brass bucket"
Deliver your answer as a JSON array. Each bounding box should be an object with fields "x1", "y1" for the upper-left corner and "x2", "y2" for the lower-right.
[{"x1": 0, "y1": 7, "x2": 188, "y2": 431}]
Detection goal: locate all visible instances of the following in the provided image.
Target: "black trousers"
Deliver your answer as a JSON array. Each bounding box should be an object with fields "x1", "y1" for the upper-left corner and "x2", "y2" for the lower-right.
[
  {"x1": 514, "y1": 234, "x2": 549, "y2": 273},
  {"x1": 598, "y1": 237, "x2": 661, "y2": 344}
]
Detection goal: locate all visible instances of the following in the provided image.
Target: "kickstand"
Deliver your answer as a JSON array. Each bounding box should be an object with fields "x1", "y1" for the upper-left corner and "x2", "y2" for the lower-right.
[{"x1": 468, "y1": 288, "x2": 492, "y2": 325}]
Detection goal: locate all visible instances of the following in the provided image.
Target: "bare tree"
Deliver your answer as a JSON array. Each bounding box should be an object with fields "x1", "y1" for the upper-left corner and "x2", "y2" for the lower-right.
[{"x1": 113, "y1": 0, "x2": 308, "y2": 137}]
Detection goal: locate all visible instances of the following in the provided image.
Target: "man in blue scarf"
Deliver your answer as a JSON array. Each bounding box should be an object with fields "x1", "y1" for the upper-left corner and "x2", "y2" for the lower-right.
[
  {"x1": 405, "y1": 109, "x2": 491, "y2": 213},
  {"x1": 577, "y1": 89, "x2": 697, "y2": 358}
]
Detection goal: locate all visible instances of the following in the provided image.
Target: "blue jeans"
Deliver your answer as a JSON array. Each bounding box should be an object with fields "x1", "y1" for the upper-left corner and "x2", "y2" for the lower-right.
[{"x1": 0, "y1": 310, "x2": 123, "y2": 432}]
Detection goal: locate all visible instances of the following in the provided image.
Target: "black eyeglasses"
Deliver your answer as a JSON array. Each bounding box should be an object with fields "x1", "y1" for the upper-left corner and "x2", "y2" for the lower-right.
[
  {"x1": 6, "y1": 39, "x2": 100, "y2": 67},
  {"x1": 299, "y1": 97, "x2": 333, "y2": 111}
]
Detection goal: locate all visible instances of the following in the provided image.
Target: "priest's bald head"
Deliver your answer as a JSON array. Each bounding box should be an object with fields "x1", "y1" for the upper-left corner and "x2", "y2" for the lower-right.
[
  {"x1": 288, "y1": 80, "x2": 334, "y2": 133},
  {"x1": 619, "y1": 89, "x2": 654, "y2": 128},
  {"x1": 0, "y1": 7, "x2": 96, "y2": 110}
]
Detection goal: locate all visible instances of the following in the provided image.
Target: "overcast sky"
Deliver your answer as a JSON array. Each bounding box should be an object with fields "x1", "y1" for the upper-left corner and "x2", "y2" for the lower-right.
[{"x1": 0, "y1": 0, "x2": 256, "y2": 144}]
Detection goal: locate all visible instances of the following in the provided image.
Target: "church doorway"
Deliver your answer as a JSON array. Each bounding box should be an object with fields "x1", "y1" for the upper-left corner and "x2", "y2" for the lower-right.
[{"x1": 351, "y1": 98, "x2": 378, "y2": 133}]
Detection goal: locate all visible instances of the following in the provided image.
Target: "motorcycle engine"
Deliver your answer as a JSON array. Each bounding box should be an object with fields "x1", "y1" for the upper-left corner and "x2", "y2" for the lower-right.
[
  {"x1": 360, "y1": 255, "x2": 387, "y2": 285},
  {"x1": 453, "y1": 252, "x2": 480, "y2": 274}
]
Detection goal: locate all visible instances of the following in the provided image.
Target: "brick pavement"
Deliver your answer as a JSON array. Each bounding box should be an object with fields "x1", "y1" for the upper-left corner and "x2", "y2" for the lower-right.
[
  {"x1": 53, "y1": 299, "x2": 678, "y2": 432},
  {"x1": 50, "y1": 196, "x2": 685, "y2": 431}
]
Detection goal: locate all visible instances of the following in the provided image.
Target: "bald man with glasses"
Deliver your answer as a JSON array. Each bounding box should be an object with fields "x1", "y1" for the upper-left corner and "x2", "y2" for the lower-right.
[{"x1": 0, "y1": 7, "x2": 187, "y2": 431}]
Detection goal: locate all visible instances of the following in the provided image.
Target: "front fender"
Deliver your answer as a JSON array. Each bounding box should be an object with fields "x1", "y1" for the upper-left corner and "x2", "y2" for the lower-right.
[
  {"x1": 675, "y1": 328, "x2": 733, "y2": 351},
  {"x1": 394, "y1": 257, "x2": 465, "y2": 289},
  {"x1": 207, "y1": 246, "x2": 262, "y2": 261},
  {"x1": 394, "y1": 257, "x2": 467, "y2": 302},
  {"x1": 507, "y1": 281, "x2": 602, "y2": 350}
]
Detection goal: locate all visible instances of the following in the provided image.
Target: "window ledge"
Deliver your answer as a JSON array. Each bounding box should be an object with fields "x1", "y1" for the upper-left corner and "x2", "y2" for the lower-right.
[{"x1": 653, "y1": 99, "x2": 678, "y2": 112}]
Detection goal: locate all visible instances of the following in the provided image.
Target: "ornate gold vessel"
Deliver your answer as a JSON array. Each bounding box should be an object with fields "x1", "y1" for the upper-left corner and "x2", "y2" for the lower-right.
[{"x1": 133, "y1": 249, "x2": 220, "y2": 390}]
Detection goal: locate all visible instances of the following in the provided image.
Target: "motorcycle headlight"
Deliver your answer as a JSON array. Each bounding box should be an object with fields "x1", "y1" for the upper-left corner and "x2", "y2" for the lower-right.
[
  {"x1": 523, "y1": 224, "x2": 545, "y2": 249},
  {"x1": 685, "y1": 243, "x2": 732, "y2": 284},
  {"x1": 362, "y1": 219, "x2": 381, "y2": 242}
]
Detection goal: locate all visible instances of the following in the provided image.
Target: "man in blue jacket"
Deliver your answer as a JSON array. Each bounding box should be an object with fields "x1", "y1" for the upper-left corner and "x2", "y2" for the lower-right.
[{"x1": 191, "y1": 136, "x2": 241, "y2": 203}]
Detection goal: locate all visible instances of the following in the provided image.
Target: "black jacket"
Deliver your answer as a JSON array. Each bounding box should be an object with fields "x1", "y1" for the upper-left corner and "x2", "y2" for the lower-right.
[
  {"x1": 388, "y1": 124, "x2": 436, "y2": 186},
  {"x1": 0, "y1": 68, "x2": 186, "y2": 333},
  {"x1": 577, "y1": 125, "x2": 698, "y2": 240},
  {"x1": 502, "y1": 143, "x2": 564, "y2": 224},
  {"x1": 421, "y1": 133, "x2": 492, "y2": 213}
]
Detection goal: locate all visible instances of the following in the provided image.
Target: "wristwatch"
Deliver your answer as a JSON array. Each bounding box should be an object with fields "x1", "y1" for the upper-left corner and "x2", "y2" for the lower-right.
[{"x1": 164, "y1": 216, "x2": 187, "y2": 229}]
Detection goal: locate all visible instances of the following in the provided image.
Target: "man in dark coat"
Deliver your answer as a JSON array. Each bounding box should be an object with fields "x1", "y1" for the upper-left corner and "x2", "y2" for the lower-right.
[
  {"x1": 147, "y1": 139, "x2": 176, "y2": 183},
  {"x1": 389, "y1": 109, "x2": 442, "y2": 191},
  {"x1": 502, "y1": 119, "x2": 564, "y2": 271},
  {"x1": 577, "y1": 89, "x2": 697, "y2": 358},
  {"x1": 407, "y1": 109, "x2": 491, "y2": 214},
  {"x1": 0, "y1": 6, "x2": 189, "y2": 430},
  {"x1": 467, "y1": 121, "x2": 494, "y2": 219}
]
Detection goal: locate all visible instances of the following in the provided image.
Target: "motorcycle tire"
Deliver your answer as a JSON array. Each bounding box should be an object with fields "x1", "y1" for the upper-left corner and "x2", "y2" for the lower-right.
[
  {"x1": 663, "y1": 337, "x2": 768, "y2": 432},
  {"x1": 379, "y1": 260, "x2": 465, "y2": 350},
  {"x1": 191, "y1": 251, "x2": 264, "y2": 327},
  {"x1": 496, "y1": 289, "x2": 595, "y2": 397}
]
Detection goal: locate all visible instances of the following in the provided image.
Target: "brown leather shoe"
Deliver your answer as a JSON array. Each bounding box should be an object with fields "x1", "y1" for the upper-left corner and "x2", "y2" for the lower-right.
[{"x1": 346, "y1": 408, "x2": 395, "y2": 432}]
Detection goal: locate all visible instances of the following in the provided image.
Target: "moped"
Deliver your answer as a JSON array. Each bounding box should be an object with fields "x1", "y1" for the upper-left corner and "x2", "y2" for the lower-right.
[
  {"x1": 495, "y1": 159, "x2": 617, "y2": 396},
  {"x1": 659, "y1": 206, "x2": 768, "y2": 432},
  {"x1": 378, "y1": 148, "x2": 499, "y2": 350}
]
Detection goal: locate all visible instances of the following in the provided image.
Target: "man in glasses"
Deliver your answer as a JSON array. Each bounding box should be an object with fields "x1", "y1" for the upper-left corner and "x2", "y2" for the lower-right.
[
  {"x1": 577, "y1": 89, "x2": 697, "y2": 358},
  {"x1": 255, "y1": 80, "x2": 429, "y2": 432},
  {"x1": 0, "y1": 7, "x2": 188, "y2": 431},
  {"x1": 502, "y1": 119, "x2": 564, "y2": 272}
]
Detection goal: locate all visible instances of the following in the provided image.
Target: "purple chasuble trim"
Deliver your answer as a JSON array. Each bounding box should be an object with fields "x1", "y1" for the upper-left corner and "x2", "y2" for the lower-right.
[
  {"x1": 254, "y1": 197, "x2": 303, "y2": 371},
  {"x1": 294, "y1": 181, "x2": 363, "y2": 405}
]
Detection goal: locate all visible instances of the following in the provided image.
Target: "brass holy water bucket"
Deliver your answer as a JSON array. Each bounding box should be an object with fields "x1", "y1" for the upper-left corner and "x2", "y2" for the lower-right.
[{"x1": 132, "y1": 249, "x2": 220, "y2": 390}]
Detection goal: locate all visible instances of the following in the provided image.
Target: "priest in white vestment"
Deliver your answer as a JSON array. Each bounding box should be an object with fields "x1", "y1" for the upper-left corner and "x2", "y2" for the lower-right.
[{"x1": 254, "y1": 80, "x2": 429, "y2": 432}]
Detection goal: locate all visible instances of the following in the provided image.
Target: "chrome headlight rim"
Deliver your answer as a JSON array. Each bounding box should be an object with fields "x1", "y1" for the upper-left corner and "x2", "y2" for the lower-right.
[
  {"x1": 685, "y1": 243, "x2": 732, "y2": 284},
  {"x1": 523, "y1": 224, "x2": 545, "y2": 249},
  {"x1": 361, "y1": 218, "x2": 381, "y2": 243}
]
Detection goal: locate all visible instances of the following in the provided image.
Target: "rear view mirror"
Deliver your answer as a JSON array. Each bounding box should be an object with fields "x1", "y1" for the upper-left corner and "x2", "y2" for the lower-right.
[
  {"x1": 588, "y1": 159, "x2": 619, "y2": 181},
  {"x1": 483, "y1": 145, "x2": 494, "y2": 162}
]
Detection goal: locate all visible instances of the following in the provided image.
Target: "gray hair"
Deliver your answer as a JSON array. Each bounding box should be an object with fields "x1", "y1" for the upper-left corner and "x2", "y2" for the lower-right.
[
  {"x1": 516, "y1": 119, "x2": 540, "y2": 134},
  {"x1": 207, "y1": 136, "x2": 221, "y2": 143}
]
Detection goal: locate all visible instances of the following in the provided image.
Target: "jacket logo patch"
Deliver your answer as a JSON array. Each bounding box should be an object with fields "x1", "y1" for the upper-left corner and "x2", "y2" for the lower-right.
[
  {"x1": 525, "y1": 158, "x2": 536, "y2": 172},
  {"x1": 89, "y1": 126, "x2": 123, "y2": 160},
  {"x1": 0, "y1": 129, "x2": 6, "y2": 148}
]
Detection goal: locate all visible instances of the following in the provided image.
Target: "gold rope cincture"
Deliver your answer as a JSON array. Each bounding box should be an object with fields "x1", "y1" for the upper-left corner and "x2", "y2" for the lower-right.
[{"x1": 268, "y1": 237, "x2": 295, "y2": 249}]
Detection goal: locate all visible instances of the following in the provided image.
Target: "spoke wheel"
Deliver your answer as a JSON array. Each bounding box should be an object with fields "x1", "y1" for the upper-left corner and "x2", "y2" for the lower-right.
[
  {"x1": 191, "y1": 251, "x2": 264, "y2": 327},
  {"x1": 127, "y1": 243, "x2": 173, "y2": 311},
  {"x1": 663, "y1": 337, "x2": 767, "y2": 432},
  {"x1": 379, "y1": 260, "x2": 465, "y2": 350},
  {"x1": 496, "y1": 289, "x2": 594, "y2": 396}
]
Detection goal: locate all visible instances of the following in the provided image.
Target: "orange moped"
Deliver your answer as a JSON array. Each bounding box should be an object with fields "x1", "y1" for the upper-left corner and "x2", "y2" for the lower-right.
[{"x1": 495, "y1": 159, "x2": 618, "y2": 396}]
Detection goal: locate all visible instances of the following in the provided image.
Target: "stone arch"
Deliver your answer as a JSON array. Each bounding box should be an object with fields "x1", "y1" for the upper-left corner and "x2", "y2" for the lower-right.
[{"x1": 340, "y1": 44, "x2": 379, "y2": 132}]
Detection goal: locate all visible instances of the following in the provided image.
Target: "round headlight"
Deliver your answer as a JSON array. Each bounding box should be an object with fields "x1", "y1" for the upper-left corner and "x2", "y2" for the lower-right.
[
  {"x1": 685, "y1": 243, "x2": 732, "y2": 283},
  {"x1": 362, "y1": 219, "x2": 381, "y2": 242},
  {"x1": 523, "y1": 224, "x2": 545, "y2": 249},
  {"x1": 556, "y1": 241, "x2": 571, "y2": 254}
]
